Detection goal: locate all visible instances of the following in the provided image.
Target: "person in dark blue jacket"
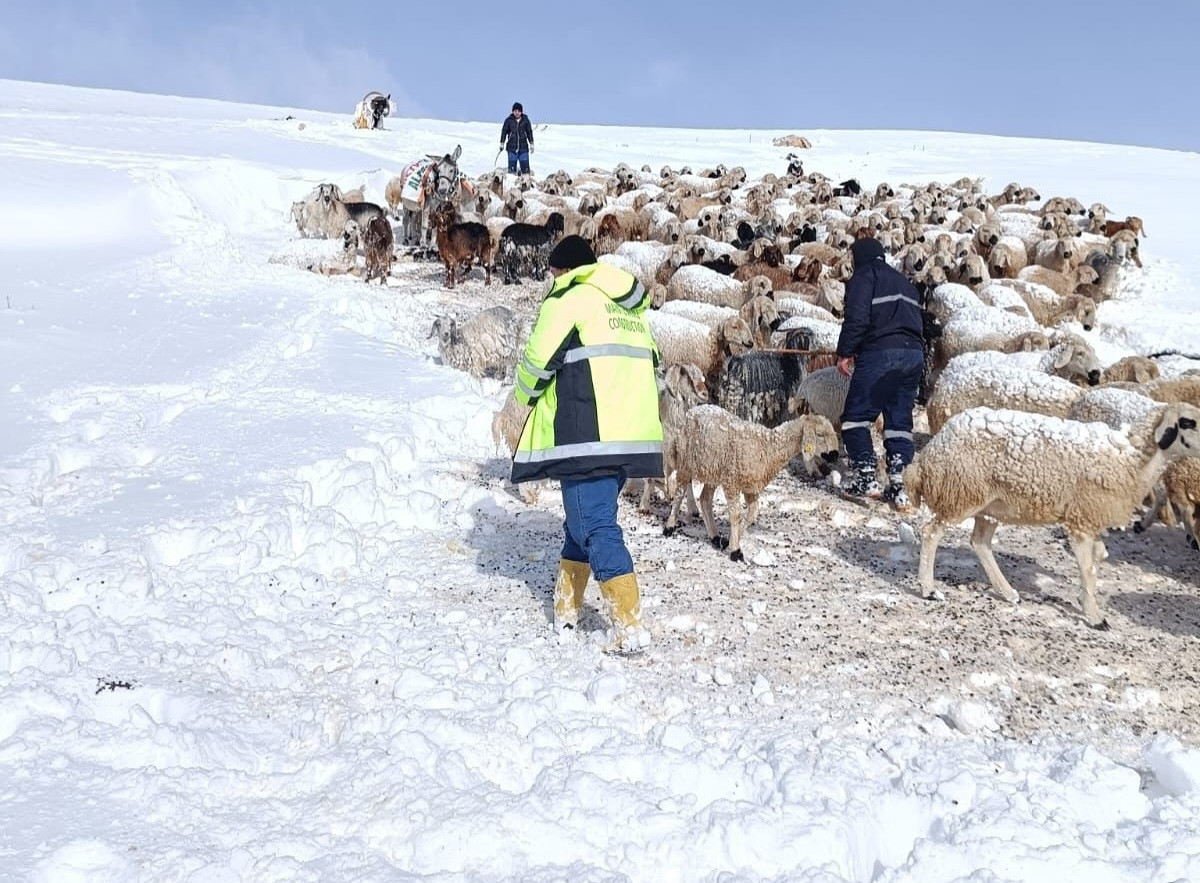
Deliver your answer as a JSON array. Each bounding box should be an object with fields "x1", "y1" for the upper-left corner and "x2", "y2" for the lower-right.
[
  {"x1": 835, "y1": 236, "x2": 924, "y2": 509},
  {"x1": 500, "y1": 102, "x2": 534, "y2": 175}
]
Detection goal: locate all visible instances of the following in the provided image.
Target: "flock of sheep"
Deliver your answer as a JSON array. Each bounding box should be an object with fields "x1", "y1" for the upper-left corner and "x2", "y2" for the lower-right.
[{"x1": 282, "y1": 149, "x2": 1200, "y2": 631}]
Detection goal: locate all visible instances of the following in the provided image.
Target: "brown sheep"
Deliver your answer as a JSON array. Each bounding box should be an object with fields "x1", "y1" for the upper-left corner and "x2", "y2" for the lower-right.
[
  {"x1": 593, "y1": 212, "x2": 624, "y2": 256},
  {"x1": 362, "y1": 217, "x2": 395, "y2": 284},
  {"x1": 1103, "y1": 216, "x2": 1148, "y2": 238},
  {"x1": 430, "y1": 203, "x2": 493, "y2": 289}
]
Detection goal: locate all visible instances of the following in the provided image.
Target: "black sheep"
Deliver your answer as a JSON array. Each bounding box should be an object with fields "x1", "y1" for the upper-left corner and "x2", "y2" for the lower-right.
[
  {"x1": 832, "y1": 178, "x2": 863, "y2": 197},
  {"x1": 497, "y1": 213, "x2": 566, "y2": 284}
]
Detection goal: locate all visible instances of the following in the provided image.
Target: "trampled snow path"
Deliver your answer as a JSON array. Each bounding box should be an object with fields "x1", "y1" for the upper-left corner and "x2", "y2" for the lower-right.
[{"x1": 2, "y1": 79, "x2": 1200, "y2": 881}]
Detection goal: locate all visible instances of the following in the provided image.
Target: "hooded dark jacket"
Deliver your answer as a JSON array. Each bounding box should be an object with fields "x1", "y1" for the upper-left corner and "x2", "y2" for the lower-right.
[
  {"x1": 835, "y1": 238, "x2": 924, "y2": 357},
  {"x1": 500, "y1": 113, "x2": 534, "y2": 153}
]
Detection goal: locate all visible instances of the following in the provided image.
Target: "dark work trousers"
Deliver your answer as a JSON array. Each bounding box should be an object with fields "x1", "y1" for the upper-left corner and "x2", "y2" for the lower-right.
[{"x1": 840, "y1": 348, "x2": 924, "y2": 468}]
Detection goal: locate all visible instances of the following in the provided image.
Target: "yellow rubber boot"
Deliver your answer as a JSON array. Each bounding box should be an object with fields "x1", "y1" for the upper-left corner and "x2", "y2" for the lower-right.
[
  {"x1": 553, "y1": 558, "x2": 591, "y2": 629},
  {"x1": 598, "y1": 573, "x2": 650, "y2": 653}
]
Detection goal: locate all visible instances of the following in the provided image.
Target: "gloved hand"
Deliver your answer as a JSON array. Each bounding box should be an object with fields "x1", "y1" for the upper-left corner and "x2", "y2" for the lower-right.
[{"x1": 529, "y1": 146, "x2": 534, "y2": 154}]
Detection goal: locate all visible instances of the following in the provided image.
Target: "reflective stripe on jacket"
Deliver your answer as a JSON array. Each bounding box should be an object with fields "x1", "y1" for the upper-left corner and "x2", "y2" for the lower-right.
[
  {"x1": 835, "y1": 258, "x2": 924, "y2": 356},
  {"x1": 511, "y1": 263, "x2": 663, "y2": 483}
]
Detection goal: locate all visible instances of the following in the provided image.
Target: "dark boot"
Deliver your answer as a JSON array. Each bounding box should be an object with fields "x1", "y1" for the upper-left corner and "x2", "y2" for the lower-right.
[
  {"x1": 882, "y1": 453, "x2": 912, "y2": 511},
  {"x1": 842, "y1": 460, "x2": 882, "y2": 499}
]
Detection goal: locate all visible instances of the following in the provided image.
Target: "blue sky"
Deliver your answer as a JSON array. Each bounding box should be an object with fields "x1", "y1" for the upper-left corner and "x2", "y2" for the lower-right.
[{"x1": 2, "y1": 0, "x2": 1195, "y2": 152}]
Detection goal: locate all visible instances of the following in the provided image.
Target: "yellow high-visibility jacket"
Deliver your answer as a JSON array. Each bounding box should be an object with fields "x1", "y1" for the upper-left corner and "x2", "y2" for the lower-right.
[{"x1": 511, "y1": 263, "x2": 663, "y2": 483}]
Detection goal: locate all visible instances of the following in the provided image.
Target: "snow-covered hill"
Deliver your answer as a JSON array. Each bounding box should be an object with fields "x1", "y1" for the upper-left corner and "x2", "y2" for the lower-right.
[{"x1": 1, "y1": 78, "x2": 1198, "y2": 882}]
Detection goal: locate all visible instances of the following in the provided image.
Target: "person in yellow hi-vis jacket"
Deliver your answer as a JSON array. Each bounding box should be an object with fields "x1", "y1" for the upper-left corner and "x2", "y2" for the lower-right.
[{"x1": 510, "y1": 235, "x2": 663, "y2": 653}]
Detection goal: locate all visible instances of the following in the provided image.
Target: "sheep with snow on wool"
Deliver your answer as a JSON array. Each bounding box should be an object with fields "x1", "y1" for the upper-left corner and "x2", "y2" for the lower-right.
[
  {"x1": 428, "y1": 305, "x2": 528, "y2": 380},
  {"x1": 944, "y1": 336, "x2": 1102, "y2": 388},
  {"x1": 925, "y1": 360, "x2": 1089, "y2": 434},
  {"x1": 639, "y1": 363, "x2": 710, "y2": 514},
  {"x1": 647, "y1": 312, "x2": 755, "y2": 396},
  {"x1": 1100, "y1": 355, "x2": 1161, "y2": 385},
  {"x1": 973, "y1": 281, "x2": 1035, "y2": 319},
  {"x1": 665, "y1": 265, "x2": 773, "y2": 311},
  {"x1": 658, "y1": 300, "x2": 738, "y2": 330},
  {"x1": 935, "y1": 302, "x2": 1046, "y2": 365},
  {"x1": 770, "y1": 316, "x2": 843, "y2": 352},
  {"x1": 663, "y1": 406, "x2": 840, "y2": 562},
  {"x1": 907, "y1": 402, "x2": 1200, "y2": 628}
]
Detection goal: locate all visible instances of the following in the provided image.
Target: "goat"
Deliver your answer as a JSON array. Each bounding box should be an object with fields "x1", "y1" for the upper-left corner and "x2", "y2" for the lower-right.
[
  {"x1": 497, "y1": 212, "x2": 566, "y2": 284},
  {"x1": 362, "y1": 217, "x2": 395, "y2": 284},
  {"x1": 431, "y1": 203, "x2": 493, "y2": 289}
]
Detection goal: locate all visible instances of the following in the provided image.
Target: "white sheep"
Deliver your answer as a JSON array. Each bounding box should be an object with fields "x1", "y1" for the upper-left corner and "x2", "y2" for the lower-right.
[
  {"x1": 665, "y1": 265, "x2": 772, "y2": 310},
  {"x1": 937, "y1": 304, "x2": 1044, "y2": 364},
  {"x1": 663, "y1": 405, "x2": 840, "y2": 561},
  {"x1": 925, "y1": 361, "x2": 1086, "y2": 433},
  {"x1": 658, "y1": 300, "x2": 737, "y2": 330},
  {"x1": 774, "y1": 296, "x2": 839, "y2": 325},
  {"x1": 639, "y1": 363, "x2": 710, "y2": 514},
  {"x1": 647, "y1": 312, "x2": 755, "y2": 391},
  {"x1": 1100, "y1": 354, "x2": 1161, "y2": 385},
  {"x1": 973, "y1": 281, "x2": 1035, "y2": 319},
  {"x1": 770, "y1": 316, "x2": 843, "y2": 352},
  {"x1": 429, "y1": 306, "x2": 527, "y2": 380},
  {"x1": 1017, "y1": 263, "x2": 1099, "y2": 297},
  {"x1": 491, "y1": 391, "x2": 542, "y2": 505},
  {"x1": 986, "y1": 236, "x2": 1030, "y2": 279},
  {"x1": 795, "y1": 365, "x2": 852, "y2": 429},
  {"x1": 925, "y1": 282, "x2": 984, "y2": 325},
  {"x1": 907, "y1": 403, "x2": 1200, "y2": 628},
  {"x1": 944, "y1": 336, "x2": 1102, "y2": 387},
  {"x1": 603, "y1": 241, "x2": 678, "y2": 289},
  {"x1": 1005, "y1": 278, "x2": 1098, "y2": 330}
]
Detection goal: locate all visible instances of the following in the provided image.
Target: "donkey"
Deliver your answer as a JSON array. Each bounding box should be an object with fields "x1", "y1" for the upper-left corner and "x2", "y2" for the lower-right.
[{"x1": 399, "y1": 145, "x2": 473, "y2": 252}]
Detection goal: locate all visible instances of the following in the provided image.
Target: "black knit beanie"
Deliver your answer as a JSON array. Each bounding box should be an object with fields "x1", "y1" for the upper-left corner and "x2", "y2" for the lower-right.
[
  {"x1": 547, "y1": 235, "x2": 596, "y2": 270},
  {"x1": 850, "y1": 236, "x2": 886, "y2": 269},
  {"x1": 512, "y1": 102, "x2": 523, "y2": 112}
]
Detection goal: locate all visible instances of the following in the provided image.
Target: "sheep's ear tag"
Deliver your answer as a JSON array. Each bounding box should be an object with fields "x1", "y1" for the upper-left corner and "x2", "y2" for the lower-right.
[{"x1": 803, "y1": 444, "x2": 815, "y2": 454}]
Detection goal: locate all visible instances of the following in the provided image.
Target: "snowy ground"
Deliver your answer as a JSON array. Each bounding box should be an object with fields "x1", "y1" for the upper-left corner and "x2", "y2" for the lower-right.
[{"x1": 1, "y1": 79, "x2": 1199, "y2": 882}]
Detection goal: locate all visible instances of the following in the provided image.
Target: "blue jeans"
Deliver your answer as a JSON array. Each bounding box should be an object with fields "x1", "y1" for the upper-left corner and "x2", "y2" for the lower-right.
[
  {"x1": 507, "y1": 150, "x2": 530, "y2": 174},
  {"x1": 840, "y1": 348, "x2": 924, "y2": 468},
  {"x1": 560, "y1": 475, "x2": 633, "y2": 583}
]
